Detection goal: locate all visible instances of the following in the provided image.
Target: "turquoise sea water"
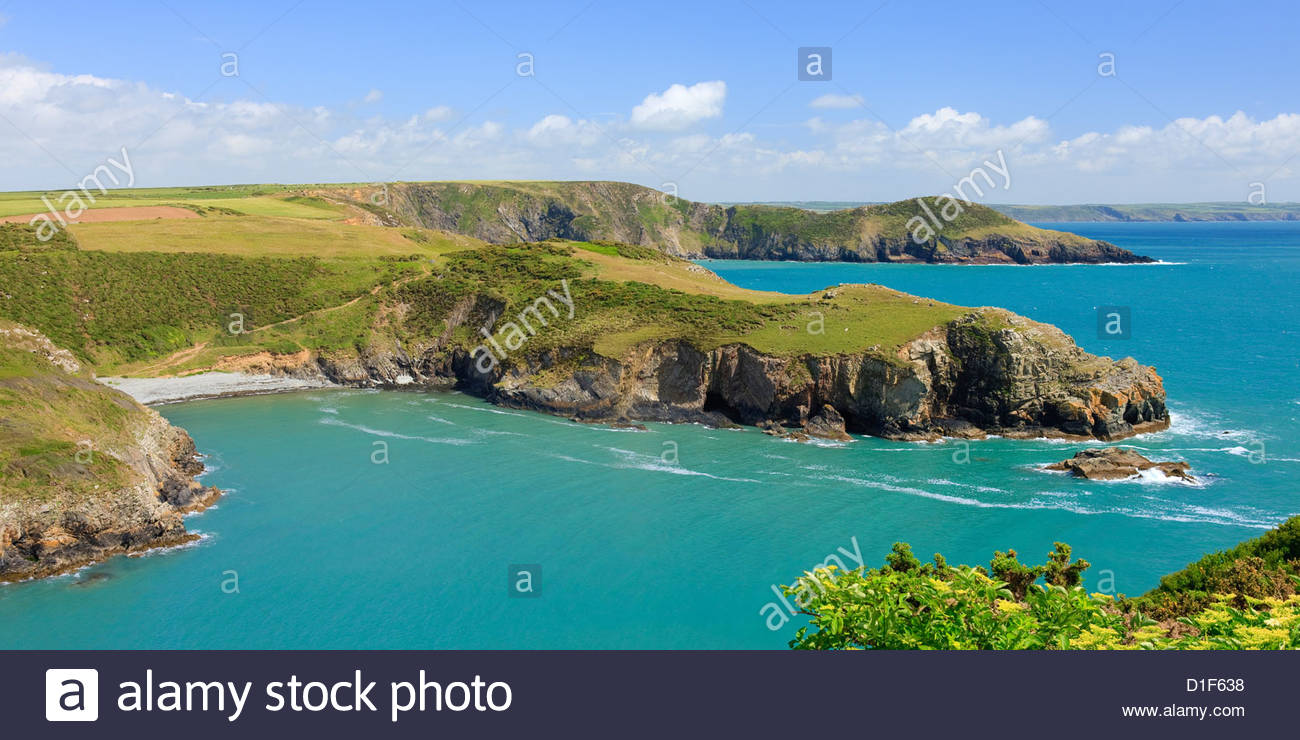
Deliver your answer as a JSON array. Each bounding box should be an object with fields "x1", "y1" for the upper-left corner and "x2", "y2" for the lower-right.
[{"x1": 2, "y1": 222, "x2": 1297, "y2": 649}]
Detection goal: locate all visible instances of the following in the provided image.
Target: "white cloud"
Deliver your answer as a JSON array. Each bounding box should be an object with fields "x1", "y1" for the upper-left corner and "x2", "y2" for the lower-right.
[
  {"x1": 809, "y1": 93, "x2": 863, "y2": 110},
  {"x1": 528, "y1": 114, "x2": 572, "y2": 139},
  {"x1": 363, "y1": 89, "x2": 383, "y2": 104},
  {"x1": 629, "y1": 81, "x2": 725, "y2": 131},
  {"x1": 2, "y1": 54, "x2": 1300, "y2": 203}
]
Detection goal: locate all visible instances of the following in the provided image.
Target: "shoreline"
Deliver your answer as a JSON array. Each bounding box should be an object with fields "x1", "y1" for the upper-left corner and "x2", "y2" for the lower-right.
[
  {"x1": 98, "y1": 372, "x2": 337, "y2": 405},
  {"x1": 100, "y1": 366, "x2": 1171, "y2": 445}
]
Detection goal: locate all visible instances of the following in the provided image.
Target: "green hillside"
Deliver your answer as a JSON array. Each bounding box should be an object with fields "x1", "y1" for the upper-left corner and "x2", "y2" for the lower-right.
[
  {"x1": 0, "y1": 322, "x2": 137, "y2": 503},
  {"x1": 376, "y1": 181, "x2": 1149, "y2": 264},
  {"x1": 0, "y1": 218, "x2": 963, "y2": 377}
]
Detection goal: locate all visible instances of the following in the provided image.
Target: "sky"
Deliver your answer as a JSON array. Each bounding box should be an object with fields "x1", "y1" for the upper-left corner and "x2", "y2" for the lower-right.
[{"x1": 1, "y1": 0, "x2": 1298, "y2": 204}]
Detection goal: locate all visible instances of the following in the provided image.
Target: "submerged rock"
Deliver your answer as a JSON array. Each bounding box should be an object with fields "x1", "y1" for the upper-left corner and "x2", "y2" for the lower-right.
[{"x1": 1046, "y1": 447, "x2": 1193, "y2": 481}]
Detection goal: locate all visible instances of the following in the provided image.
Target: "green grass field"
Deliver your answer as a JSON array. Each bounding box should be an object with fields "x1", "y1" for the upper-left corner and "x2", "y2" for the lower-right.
[
  {"x1": 0, "y1": 181, "x2": 984, "y2": 379},
  {"x1": 71, "y1": 215, "x2": 478, "y2": 258},
  {"x1": 0, "y1": 185, "x2": 363, "y2": 219}
]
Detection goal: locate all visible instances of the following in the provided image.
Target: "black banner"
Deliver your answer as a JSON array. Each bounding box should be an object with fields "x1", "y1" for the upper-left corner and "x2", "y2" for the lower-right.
[{"x1": 4, "y1": 650, "x2": 1292, "y2": 736}]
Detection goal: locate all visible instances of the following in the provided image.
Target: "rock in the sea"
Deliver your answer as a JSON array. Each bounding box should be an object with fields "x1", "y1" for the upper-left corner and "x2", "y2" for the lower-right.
[
  {"x1": 1046, "y1": 447, "x2": 1193, "y2": 481},
  {"x1": 803, "y1": 404, "x2": 852, "y2": 442}
]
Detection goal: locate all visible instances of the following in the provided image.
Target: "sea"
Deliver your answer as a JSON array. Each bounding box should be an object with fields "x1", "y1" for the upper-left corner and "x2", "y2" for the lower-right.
[{"x1": 2, "y1": 221, "x2": 1297, "y2": 648}]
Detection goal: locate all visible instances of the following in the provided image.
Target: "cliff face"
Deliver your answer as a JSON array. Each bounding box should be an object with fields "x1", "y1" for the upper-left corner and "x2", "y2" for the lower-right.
[
  {"x1": 383, "y1": 181, "x2": 1152, "y2": 264},
  {"x1": 247, "y1": 304, "x2": 1167, "y2": 443},
  {"x1": 474, "y1": 311, "x2": 1166, "y2": 440},
  {"x1": 0, "y1": 324, "x2": 219, "y2": 582}
]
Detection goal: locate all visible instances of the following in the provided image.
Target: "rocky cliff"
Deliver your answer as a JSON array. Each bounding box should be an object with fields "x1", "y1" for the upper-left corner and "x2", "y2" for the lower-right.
[
  {"x1": 237, "y1": 296, "x2": 1168, "y2": 443},
  {"x1": 0, "y1": 324, "x2": 219, "y2": 582},
  {"x1": 377, "y1": 181, "x2": 1151, "y2": 264}
]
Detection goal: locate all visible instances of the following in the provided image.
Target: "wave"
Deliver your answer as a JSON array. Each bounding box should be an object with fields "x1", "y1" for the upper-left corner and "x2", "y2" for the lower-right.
[
  {"x1": 1159, "y1": 408, "x2": 1262, "y2": 442},
  {"x1": 925, "y1": 478, "x2": 1008, "y2": 494},
  {"x1": 817, "y1": 472, "x2": 1270, "y2": 528},
  {"x1": 783, "y1": 436, "x2": 847, "y2": 448},
  {"x1": 441, "y1": 402, "x2": 529, "y2": 417},
  {"x1": 602, "y1": 447, "x2": 760, "y2": 483},
  {"x1": 318, "y1": 417, "x2": 476, "y2": 446},
  {"x1": 545, "y1": 453, "x2": 601, "y2": 466},
  {"x1": 130, "y1": 531, "x2": 216, "y2": 558}
]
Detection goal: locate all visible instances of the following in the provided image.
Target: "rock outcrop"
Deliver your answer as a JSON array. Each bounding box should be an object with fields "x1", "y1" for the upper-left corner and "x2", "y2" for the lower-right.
[
  {"x1": 1047, "y1": 447, "x2": 1193, "y2": 481},
  {"x1": 0, "y1": 324, "x2": 220, "y2": 582},
  {"x1": 0, "y1": 416, "x2": 220, "y2": 582},
  {"x1": 251, "y1": 305, "x2": 1168, "y2": 443},
  {"x1": 804, "y1": 405, "x2": 853, "y2": 442}
]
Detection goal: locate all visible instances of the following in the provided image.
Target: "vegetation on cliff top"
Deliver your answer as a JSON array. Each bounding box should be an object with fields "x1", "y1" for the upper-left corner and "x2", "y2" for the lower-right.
[
  {"x1": 0, "y1": 179, "x2": 1147, "y2": 263},
  {"x1": 0, "y1": 323, "x2": 139, "y2": 503},
  {"x1": 785, "y1": 519, "x2": 1300, "y2": 650},
  {"x1": 382, "y1": 180, "x2": 1135, "y2": 262},
  {"x1": 0, "y1": 216, "x2": 969, "y2": 376}
]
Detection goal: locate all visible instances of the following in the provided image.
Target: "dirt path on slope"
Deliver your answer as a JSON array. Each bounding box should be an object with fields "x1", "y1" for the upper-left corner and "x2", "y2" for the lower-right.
[{"x1": 124, "y1": 267, "x2": 431, "y2": 376}]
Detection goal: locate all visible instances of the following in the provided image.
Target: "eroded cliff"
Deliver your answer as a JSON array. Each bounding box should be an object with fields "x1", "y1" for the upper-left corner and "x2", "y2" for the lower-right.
[
  {"x1": 0, "y1": 324, "x2": 219, "y2": 581},
  {"x1": 235, "y1": 294, "x2": 1168, "y2": 443}
]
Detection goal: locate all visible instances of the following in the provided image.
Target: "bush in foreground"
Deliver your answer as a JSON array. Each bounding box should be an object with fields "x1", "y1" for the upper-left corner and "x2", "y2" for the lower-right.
[{"x1": 785, "y1": 541, "x2": 1300, "y2": 650}]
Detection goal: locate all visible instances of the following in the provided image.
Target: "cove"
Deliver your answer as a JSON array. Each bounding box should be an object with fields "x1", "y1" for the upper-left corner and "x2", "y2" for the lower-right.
[{"x1": 0, "y1": 221, "x2": 1297, "y2": 649}]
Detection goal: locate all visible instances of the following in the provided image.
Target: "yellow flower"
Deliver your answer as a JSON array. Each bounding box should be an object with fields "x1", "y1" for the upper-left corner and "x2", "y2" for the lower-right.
[
  {"x1": 1133, "y1": 625, "x2": 1165, "y2": 641},
  {"x1": 1072, "y1": 625, "x2": 1120, "y2": 649},
  {"x1": 1196, "y1": 608, "x2": 1232, "y2": 626},
  {"x1": 1237, "y1": 626, "x2": 1288, "y2": 649}
]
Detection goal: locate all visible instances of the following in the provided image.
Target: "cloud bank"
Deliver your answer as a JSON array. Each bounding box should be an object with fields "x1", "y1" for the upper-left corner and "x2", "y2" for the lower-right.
[{"x1": 1, "y1": 55, "x2": 1297, "y2": 203}]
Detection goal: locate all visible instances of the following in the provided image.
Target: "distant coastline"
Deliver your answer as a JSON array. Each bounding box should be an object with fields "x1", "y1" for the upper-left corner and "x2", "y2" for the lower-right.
[{"x1": 732, "y1": 200, "x2": 1300, "y2": 222}]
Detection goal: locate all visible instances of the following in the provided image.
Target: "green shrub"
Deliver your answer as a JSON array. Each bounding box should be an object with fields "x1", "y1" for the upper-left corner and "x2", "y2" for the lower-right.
[{"x1": 785, "y1": 535, "x2": 1300, "y2": 650}]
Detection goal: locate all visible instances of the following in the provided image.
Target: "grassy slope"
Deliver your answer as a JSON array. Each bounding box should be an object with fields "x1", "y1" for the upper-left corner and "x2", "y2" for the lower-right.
[
  {"x1": 70, "y1": 215, "x2": 478, "y2": 258},
  {"x1": 388, "y1": 181, "x2": 1107, "y2": 256},
  {"x1": 1138, "y1": 515, "x2": 1300, "y2": 618},
  {"x1": 395, "y1": 239, "x2": 965, "y2": 363},
  {"x1": 3, "y1": 181, "x2": 1115, "y2": 257},
  {"x1": 0, "y1": 322, "x2": 139, "y2": 503},
  {"x1": 0, "y1": 196, "x2": 968, "y2": 379},
  {"x1": 0, "y1": 185, "x2": 363, "y2": 218},
  {"x1": 0, "y1": 217, "x2": 428, "y2": 370}
]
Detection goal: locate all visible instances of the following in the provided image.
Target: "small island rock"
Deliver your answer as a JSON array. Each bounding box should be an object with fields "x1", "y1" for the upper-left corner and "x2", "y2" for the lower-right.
[{"x1": 1047, "y1": 447, "x2": 1193, "y2": 481}]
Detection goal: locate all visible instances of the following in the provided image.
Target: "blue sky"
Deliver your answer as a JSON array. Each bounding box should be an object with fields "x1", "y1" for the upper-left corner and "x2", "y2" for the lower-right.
[{"x1": 1, "y1": 0, "x2": 1297, "y2": 202}]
